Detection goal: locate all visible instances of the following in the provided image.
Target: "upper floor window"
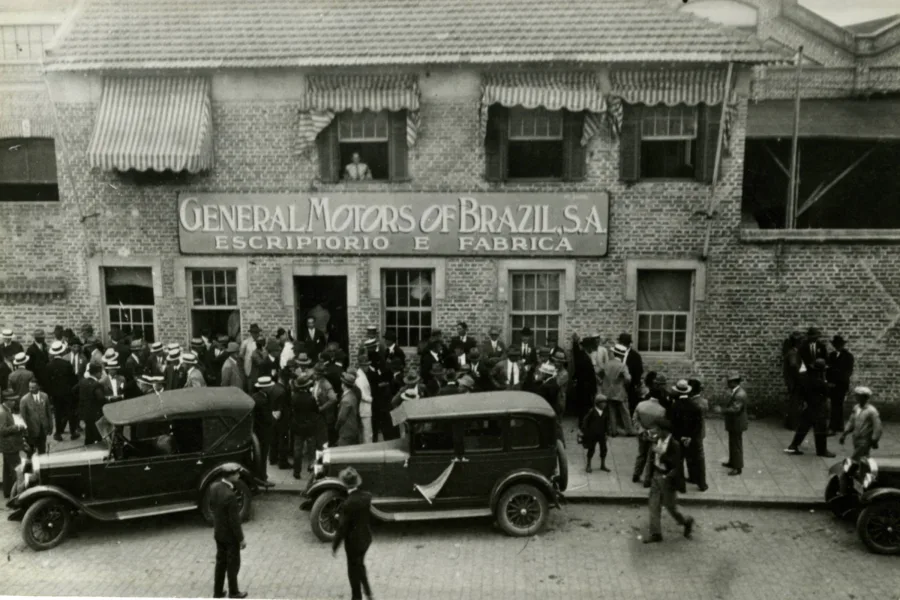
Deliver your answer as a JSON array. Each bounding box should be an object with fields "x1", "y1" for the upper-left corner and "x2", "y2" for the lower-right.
[
  {"x1": 317, "y1": 109, "x2": 409, "y2": 183},
  {"x1": 0, "y1": 138, "x2": 59, "y2": 202},
  {"x1": 635, "y1": 269, "x2": 694, "y2": 355},
  {"x1": 485, "y1": 106, "x2": 587, "y2": 182},
  {"x1": 0, "y1": 25, "x2": 57, "y2": 62}
]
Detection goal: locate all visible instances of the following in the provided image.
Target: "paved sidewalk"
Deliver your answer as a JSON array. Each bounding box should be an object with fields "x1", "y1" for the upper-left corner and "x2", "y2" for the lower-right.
[{"x1": 9, "y1": 416, "x2": 899, "y2": 507}]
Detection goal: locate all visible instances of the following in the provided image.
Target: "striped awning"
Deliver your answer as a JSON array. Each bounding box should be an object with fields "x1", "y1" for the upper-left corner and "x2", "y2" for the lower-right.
[
  {"x1": 479, "y1": 72, "x2": 607, "y2": 145},
  {"x1": 297, "y1": 74, "x2": 420, "y2": 154},
  {"x1": 88, "y1": 77, "x2": 213, "y2": 173}
]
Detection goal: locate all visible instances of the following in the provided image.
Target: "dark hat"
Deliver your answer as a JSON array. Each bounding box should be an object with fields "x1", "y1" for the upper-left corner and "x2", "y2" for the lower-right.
[
  {"x1": 70, "y1": 337, "x2": 83, "y2": 347},
  {"x1": 340, "y1": 371, "x2": 357, "y2": 387},
  {"x1": 403, "y1": 373, "x2": 420, "y2": 385},
  {"x1": 314, "y1": 361, "x2": 328, "y2": 374},
  {"x1": 790, "y1": 330, "x2": 804, "y2": 340},
  {"x1": 457, "y1": 363, "x2": 472, "y2": 373},
  {"x1": 656, "y1": 418, "x2": 673, "y2": 431},
  {"x1": 507, "y1": 346, "x2": 522, "y2": 358},
  {"x1": 53, "y1": 325, "x2": 64, "y2": 336},
  {"x1": 806, "y1": 326, "x2": 822, "y2": 338},
  {"x1": 295, "y1": 353, "x2": 312, "y2": 367},
  {"x1": 226, "y1": 342, "x2": 240, "y2": 353},
  {"x1": 430, "y1": 363, "x2": 446, "y2": 376},
  {"x1": 249, "y1": 323, "x2": 261, "y2": 333},
  {"x1": 538, "y1": 346, "x2": 551, "y2": 357},
  {"x1": 445, "y1": 371, "x2": 458, "y2": 382},
  {"x1": 618, "y1": 333, "x2": 633, "y2": 345},
  {"x1": 357, "y1": 353, "x2": 371, "y2": 367},
  {"x1": 726, "y1": 371, "x2": 742, "y2": 382},
  {"x1": 294, "y1": 374, "x2": 314, "y2": 389},
  {"x1": 2, "y1": 388, "x2": 19, "y2": 401},
  {"x1": 488, "y1": 326, "x2": 501, "y2": 336},
  {"x1": 217, "y1": 335, "x2": 230, "y2": 344},
  {"x1": 80, "y1": 323, "x2": 94, "y2": 333},
  {"x1": 383, "y1": 330, "x2": 397, "y2": 342},
  {"x1": 266, "y1": 339, "x2": 282, "y2": 354},
  {"x1": 687, "y1": 379, "x2": 703, "y2": 395},
  {"x1": 521, "y1": 327, "x2": 533, "y2": 336},
  {"x1": 389, "y1": 357, "x2": 405, "y2": 370},
  {"x1": 339, "y1": 467, "x2": 362, "y2": 489},
  {"x1": 468, "y1": 347, "x2": 481, "y2": 360},
  {"x1": 457, "y1": 321, "x2": 468, "y2": 330},
  {"x1": 130, "y1": 339, "x2": 143, "y2": 350},
  {"x1": 431, "y1": 329, "x2": 442, "y2": 337},
  {"x1": 832, "y1": 335, "x2": 847, "y2": 346},
  {"x1": 33, "y1": 329, "x2": 45, "y2": 338},
  {"x1": 812, "y1": 358, "x2": 827, "y2": 371},
  {"x1": 655, "y1": 374, "x2": 669, "y2": 387}
]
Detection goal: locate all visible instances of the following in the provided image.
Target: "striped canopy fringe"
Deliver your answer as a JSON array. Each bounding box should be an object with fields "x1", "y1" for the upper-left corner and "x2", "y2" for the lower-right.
[
  {"x1": 296, "y1": 73, "x2": 420, "y2": 154},
  {"x1": 479, "y1": 72, "x2": 607, "y2": 145},
  {"x1": 88, "y1": 77, "x2": 213, "y2": 173}
]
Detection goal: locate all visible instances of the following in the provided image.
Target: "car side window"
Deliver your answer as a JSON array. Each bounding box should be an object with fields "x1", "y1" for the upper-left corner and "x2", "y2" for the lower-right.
[
  {"x1": 411, "y1": 420, "x2": 455, "y2": 453},
  {"x1": 509, "y1": 418, "x2": 541, "y2": 450},
  {"x1": 202, "y1": 417, "x2": 231, "y2": 451},
  {"x1": 462, "y1": 418, "x2": 504, "y2": 453},
  {"x1": 171, "y1": 418, "x2": 203, "y2": 454}
]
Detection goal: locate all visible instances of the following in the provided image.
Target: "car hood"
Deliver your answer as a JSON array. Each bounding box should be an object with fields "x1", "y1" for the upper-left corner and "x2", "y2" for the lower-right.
[
  {"x1": 324, "y1": 439, "x2": 408, "y2": 465},
  {"x1": 38, "y1": 444, "x2": 109, "y2": 469},
  {"x1": 872, "y1": 456, "x2": 900, "y2": 472}
]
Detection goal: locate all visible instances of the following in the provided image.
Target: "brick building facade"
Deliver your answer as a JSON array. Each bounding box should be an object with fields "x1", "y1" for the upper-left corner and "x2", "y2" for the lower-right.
[{"x1": 2, "y1": 0, "x2": 899, "y2": 414}]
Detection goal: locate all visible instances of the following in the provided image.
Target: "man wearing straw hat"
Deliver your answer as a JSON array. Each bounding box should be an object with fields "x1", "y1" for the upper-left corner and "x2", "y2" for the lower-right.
[
  {"x1": 182, "y1": 352, "x2": 207, "y2": 388},
  {"x1": 46, "y1": 340, "x2": 79, "y2": 441},
  {"x1": 354, "y1": 355, "x2": 374, "y2": 444},
  {"x1": 332, "y1": 467, "x2": 374, "y2": 600},
  {"x1": 220, "y1": 342, "x2": 246, "y2": 391},
  {"x1": 336, "y1": 371, "x2": 361, "y2": 447},
  {"x1": 103, "y1": 358, "x2": 126, "y2": 403},
  {"x1": 8, "y1": 352, "x2": 34, "y2": 400},
  {"x1": 290, "y1": 373, "x2": 320, "y2": 479},
  {"x1": 252, "y1": 376, "x2": 277, "y2": 483}
]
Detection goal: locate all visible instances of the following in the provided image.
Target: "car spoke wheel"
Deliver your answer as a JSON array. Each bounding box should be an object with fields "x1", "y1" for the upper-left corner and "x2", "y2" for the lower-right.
[
  {"x1": 310, "y1": 490, "x2": 345, "y2": 543},
  {"x1": 496, "y1": 483, "x2": 549, "y2": 538},
  {"x1": 857, "y1": 501, "x2": 900, "y2": 555},
  {"x1": 22, "y1": 498, "x2": 72, "y2": 552}
]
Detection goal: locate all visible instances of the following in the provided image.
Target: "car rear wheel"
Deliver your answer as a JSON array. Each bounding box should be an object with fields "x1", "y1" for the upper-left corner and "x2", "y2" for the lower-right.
[
  {"x1": 310, "y1": 490, "x2": 345, "y2": 543},
  {"x1": 22, "y1": 498, "x2": 72, "y2": 551},
  {"x1": 200, "y1": 479, "x2": 253, "y2": 525},
  {"x1": 496, "y1": 483, "x2": 549, "y2": 537},
  {"x1": 857, "y1": 500, "x2": 900, "y2": 555}
]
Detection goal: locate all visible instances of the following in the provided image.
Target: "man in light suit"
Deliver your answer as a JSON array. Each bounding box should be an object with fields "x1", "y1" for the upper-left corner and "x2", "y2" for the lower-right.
[
  {"x1": 20, "y1": 379, "x2": 52, "y2": 456},
  {"x1": 721, "y1": 372, "x2": 749, "y2": 475},
  {"x1": 601, "y1": 344, "x2": 634, "y2": 436},
  {"x1": 618, "y1": 333, "x2": 644, "y2": 416},
  {"x1": 220, "y1": 343, "x2": 246, "y2": 391},
  {"x1": 183, "y1": 352, "x2": 206, "y2": 387},
  {"x1": 643, "y1": 419, "x2": 694, "y2": 544},
  {"x1": 481, "y1": 326, "x2": 507, "y2": 360}
]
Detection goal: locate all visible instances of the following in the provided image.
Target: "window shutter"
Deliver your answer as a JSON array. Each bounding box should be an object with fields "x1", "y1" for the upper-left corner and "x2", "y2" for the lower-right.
[
  {"x1": 389, "y1": 110, "x2": 410, "y2": 182},
  {"x1": 562, "y1": 111, "x2": 587, "y2": 182},
  {"x1": 695, "y1": 104, "x2": 721, "y2": 184},
  {"x1": 619, "y1": 104, "x2": 641, "y2": 183},
  {"x1": 316, "y1": 119, "x2": 340, "y2": 183},
  {"x1": 484, "y1": 104, "x2": 509, "y2": 182}
]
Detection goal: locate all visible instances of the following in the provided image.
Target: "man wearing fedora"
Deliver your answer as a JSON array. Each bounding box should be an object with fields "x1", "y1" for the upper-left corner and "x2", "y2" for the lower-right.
[
  {"x1": 425, "y1": 363, "x2": 447, "y2": 397},
  {"x1": 601, "y1": 344, "x2": 635, "y2": 436},
  {"x1": 480, "y1": 325, "x2": 507, "y2": 360},
  {"x1": 26, "y1": 329, "x2": 50, "y2": 390},
  {"x1": 516, "y1": 327, "x2": 538, "y2": 368},
  {"x1": 183, "y1": 353, "x2": 207, "y2": 388},
  {"x1": 290, "y1": 373, "x2": 320, "y2": 479},
  {"x1": 449, "y1": 322, "x2": 478, "y2": 365},
  {"x1": 355, "y1": 355, "x2": 374, "y2": 444},
  {"x1": 550, "y1": 349, "x2": 569, "y2": 415},
  {"x1": 721, "y1": 373, "x2": 749, "y2": 475},
  {"x1": 240, "y1": 324, "x2": 262, "y2": 379},
  {"x1": 380, "y1": 331, "x2": 405, "y2": 370},
  {"x1": 1, "y1": 329, "x2": 24, "y2": 359},
  {"x1": 20, "y1": 379, "x2": 52, "y2": 457},
  {"x1": 313, "y1": 361, "x2": 340, "y2": 447},
  {"x1": 45, "y1": 340, "x2": 79, "y2": 441},
  {"x1": 77, "y1": 363, "x2": 107, "y2": 445},
  {"x1": 785, "y1": 358, "x2": 836, "y2": 458},
  {"x1": 206, "y1": 335, "x2": 230, "y2": 387},
  {"x1": 799, "y1": 326, "x2": 828, "y2": 372},
  {"x1": 391, "y1": 372, "x2": 425, "y2": 408},
  {"x1": 8, "y1": 352, "x2": 34, "y2": 400},
  {"x1": 419, "y1": 337, "x2": 443, "y2": 387},
  {"x1": 209, "y1": 464, "x2": 248, "y2": 599},
  {"x1": 266, "y1": 374, "x2": 291, "y2": 469},
  {"x1": 251, "y1": 376, "x2": 278, "y2": 482},
  {"x1": 490, "y1": 346, "x2": 523, "y2": 391},
  {"x1": 826, "y1": 335, "x2": 854, "y2": 436},
  {"x1": 220, "y1": 343, "x2": 246, "y2": 391},
  {"x1": 332, "y1": 467, "x2": 375, "y2": 600},
  {"x1": 643, "y1": 419, "x2": 695, "y2": 544},
  {"x1": 336, "y1": 371, "x2": 362, "y2": 447},
  {"x1": 618, "y1": 333, "x2": 643, "y2": 416}
]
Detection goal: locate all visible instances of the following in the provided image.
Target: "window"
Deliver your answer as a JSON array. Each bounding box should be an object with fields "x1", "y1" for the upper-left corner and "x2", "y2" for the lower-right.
[
  {"x1": 317, "y1": 109, "x2": 409, "y2": 183},
  {"x1": 202, "y1": 417, "x2": 232, "y2": 451},
  {"x1": 635, "y1": 270, "x2": 693, "y2": 354},
  {"x1": 0, "y1": 138, "x2": 59, "y2": 201},
  {"x1": 509, "y1": 272, "x2": 561, "y2": 347},
  {"x1": 0, "y1": 25, "x2": 57, "y2": 62},
  {"x1": 509, "y1": 417, "x2": 541, "y2": 450},
  {"x1": 383, "y1": 269, "x2": 433, "y2": 348},
  {"x1": 189, "y1": 269, "x2": 241, "y2": 340},
  {"x1": 620, "y1": 104, "x2": 719, "y2": 183},
  {"x1": 104, "y1": 267, "x2": 155, "y2": 342},
  {"x1": 411, "y1": 420, "x2": 455, "y2": 453},
  {"x1": 461, "y1": 418, "x2": 504, "y2": 453},
  {"x1": 485, "y1": 105, "x2": 586, "y2": 182}
]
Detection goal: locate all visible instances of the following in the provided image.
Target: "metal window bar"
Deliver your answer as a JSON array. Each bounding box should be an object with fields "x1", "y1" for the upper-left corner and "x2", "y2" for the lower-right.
[
  {"x1": 338, "y1": 110, "x2": 390, "y2": 142},
  {"x1": 190, "y1": 269, "x2": 238, "y2": 308},
  {"x1": 636, "y1": 311, "x2": 689, "y2": 353},
  {"x1": 641, "y1": 105, "x2": 698, "y2": 140},
  {"x1": 383, "y1": 269, "x2": 433, "y2": 348},
  {"x1": 108, "y1": 306, "x2": 156, "y2": 343},
  {"x1": 508, "y1": 107, "x2": 564, "y2": 141}
]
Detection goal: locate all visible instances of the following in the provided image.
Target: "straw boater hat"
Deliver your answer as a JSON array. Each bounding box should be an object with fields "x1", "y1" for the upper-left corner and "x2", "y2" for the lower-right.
[
  {"x1": 217, "y1": 335, "x2": 230, "y2": 344},
  {"x1": 671, "y1": 379, "x2": 692, "y2": 396},
  {"x1": 49, "y1": 340, "x2": 67, "y2": 357},
  {"x1": 488, "y1": 326, "x2": 501, "y2": 336},
  {"x1": 339, "y1": 467, "x2": 362, "y2": 489},
  {"x1": 401, "y1": 388, "x2": 419, "y2": 401},
  {"x1": 13, "y1": 352, "x2": 28, "y2": 367},
  {"x1": 467, "y1": 347, "x2": 481, "y2": 361},
  {"x1": 255, "y1": 376, "x2": 274, "y2": 389},
  {"x1": 226, "y1": 342, "x2": 240, "y2": 354},
  {"x1": 140, "y1": 374, "x2": 164, "y2": 386},
  {"x1": 539, "y1": 363, "x2": 558, "y2": 377},
  {"x1": 190, "y1": 337, "x2": 204, "y2": 348},
  {"x1": 295, "y1": 353, "x2": 312, "y2": 367},
  {"x1": 104, "y1": 360, "x2": 120, "y2": 370},
  {"x1": 149, "y1": 342, "x2": 164, "y2": 353},
  {"x1": 166, "y1": 349, "x2": 181, "y2": 363},
  {"x1": 726, "y1": 371, "x2": 743, "y2": 382},
  {"x1": 365, "y1": 325, "x2": 378, "y2": 335},
  {"x1": 403, "y1": 372, "x2": 420, "y2": 386},
  {"x1": 166, "y1": 342, "x2": 181, "y2": 353},
  {"x1": 340, "y1": 371, "x2": 357, "y2": 387},
  {"x1": 612, "y1": 343, "x2": 628, "y2": 356},
  {"x1": 854, "y1": 386, "x2": 872, "y2": 397},
  {"x1": 181, "y1": 352, "x2": 198, "y2": 366},
  {"x1": 103, "y1": 348, "x2": 119, "y2": 361},
  {"x1": 1, "y1": 329, "x2": 13, "y2": 339},
  {"x1": 551, "y1": 349, "x2": 567, "y2": 364}
]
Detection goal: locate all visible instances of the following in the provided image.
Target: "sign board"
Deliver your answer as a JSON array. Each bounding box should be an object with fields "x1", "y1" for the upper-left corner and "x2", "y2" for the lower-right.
[{"x1": 178, "y1": 192, "x2": 609, "y2": 256}]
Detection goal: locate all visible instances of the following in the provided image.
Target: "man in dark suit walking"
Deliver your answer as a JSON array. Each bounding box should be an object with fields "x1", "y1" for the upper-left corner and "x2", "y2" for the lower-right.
[
  {"x1": 26, "y1": 329, "x2": 50, "y2": 390},
  {"x1": 785, "y1": 358, "x2": 836, "y2": 458},
  {"x1": 798, "y1": 326, "x2": 828, "y2": 372},
  {"x1": 618, "y1": 333, "x2": 643, "y2": 416},
  {"x1": 46, "y1": 340, "x2": 79, "y2": 441},
  {"x1": 76, "y1": 363, "x2": 107, "y2": 445},
  {"x1": 826, "y1": 335, "x2": 854, "y2": 435},
  {"x1": 721, "y1": 372, "x2": 749, "y2": 475},
  {"x1": 299, "y1": 316, "x2": 327, "y2": 361},
  {"x1": 210, "y1": 465, "x2": 248, "y2": 599},
  {"x1": 332, "y1": 467, "x2": 374, "y2": 600},
  {"x1": 643, "y1": 419, "x2": 694, "y2": 544}
]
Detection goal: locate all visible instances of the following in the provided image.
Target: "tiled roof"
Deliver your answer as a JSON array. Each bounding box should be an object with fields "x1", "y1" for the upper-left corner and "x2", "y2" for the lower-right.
[
  {"x1": 844, "y1": 15, "x2": 900, "y2": 36},
  {"x1": 44, "y1": 0, "x2": 783, "y2": 71}
]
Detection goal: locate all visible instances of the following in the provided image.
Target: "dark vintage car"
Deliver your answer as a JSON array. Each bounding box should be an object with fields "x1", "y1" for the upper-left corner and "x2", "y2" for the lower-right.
[
  {"x1": 7, "y1": 388, "x2": 267, "y2": 551},
  {"x1": 300, "y1": 391, "x2": 568, "y2": 542},
  {"x1": 825, "y1": 455, "x2": 900, "y2": 554}
]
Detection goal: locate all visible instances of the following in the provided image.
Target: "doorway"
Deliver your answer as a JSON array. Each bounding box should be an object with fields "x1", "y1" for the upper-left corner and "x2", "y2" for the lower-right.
[{"x1": 294, "y1": 276, "x2": 349, "y2": 356}]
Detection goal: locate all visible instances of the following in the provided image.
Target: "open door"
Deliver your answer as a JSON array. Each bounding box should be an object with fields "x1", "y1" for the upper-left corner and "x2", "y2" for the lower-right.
[{"x1": 294, "y1": 275, "x2": 349, "y2": 356}]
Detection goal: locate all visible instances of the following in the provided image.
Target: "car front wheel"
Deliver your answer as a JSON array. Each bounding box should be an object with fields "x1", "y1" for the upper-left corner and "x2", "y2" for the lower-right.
[
  {"x1": 22, "y1": 498, "x2": 73, "y2": 551},
  {"x1": 200, "y1": 479, "x2": 253, "y2": 525},
  {"x1": 310, "y1": 490, "x2": 345, "y2": 543},
  {"x1": 857, "y1": 500, "x2": 900, "y2": 555},
  {"x1": 496, "y1": 483, "x2": 549, "y2": 537}
]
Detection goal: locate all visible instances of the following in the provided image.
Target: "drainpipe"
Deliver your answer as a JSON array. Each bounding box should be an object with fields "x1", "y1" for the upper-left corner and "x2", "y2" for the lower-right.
[{"x1": 701, "y1": 61, "x2": 734, "y2": 260}]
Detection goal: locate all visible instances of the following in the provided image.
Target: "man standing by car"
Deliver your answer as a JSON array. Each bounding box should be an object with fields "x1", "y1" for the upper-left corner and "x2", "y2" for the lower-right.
[
  {"x1": 251, "y1": 377, "x2": 277, "y2": 483},
  {"x1": 20, "y1": 379, "x2": 52, "y2": 456},
  {"x1": 332, "y1": 467, "x2": 374, "y2": 600},
  {"x1": 210, "y1": 465, "x2": 248, "y2": 599},
  {"x1": 1, "y1": 388, "x2": 26, "y2": 499},
  {"x1": 76, "y1": 363, "x2": 107, "y2": 445},
  {"x1": 826, "y1": 335, "x2": 854, "y2": 436},
  {"x1": 840, "y1": 386, "x2": 882, "y2": 460},
  {"x1": 290, "y1": 374, "x2": 320, "y2": 479},
  {"x1": 785, "y1": 359, "x2": 836, "y2": 458},
  {"x1": 46, "y1": 340, "x2": 79, "y2": 442}
]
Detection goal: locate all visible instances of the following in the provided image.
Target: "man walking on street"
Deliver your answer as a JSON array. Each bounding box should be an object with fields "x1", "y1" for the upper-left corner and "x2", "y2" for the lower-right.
[
  {"x1": 785, "y1": 359, "x2": 836, "y2": 458},
  {"x1": 643, "y1": 419, "x2": 694, "y2": 544},
  {"x1": 826, "y1": 335, "x2": 854, "y2": 436},
  {"x1": 332, "y1": 467, "x2": 375, "y2": 600},
  {"x1": 210, "y1": 465, "x2": 248, "y2": 599},
  {"x1": 840, "y1": 387, "x2": 882, "y2": 460},
  {"x1": 632, "y1": 374, "x2": 666, "y2": 486},
  {"x1": 721, "y1": 372, "x2": 749, "y2": 475},
  {"x1": 685, "y1": 379, "x2": 709, "y2": 491}
]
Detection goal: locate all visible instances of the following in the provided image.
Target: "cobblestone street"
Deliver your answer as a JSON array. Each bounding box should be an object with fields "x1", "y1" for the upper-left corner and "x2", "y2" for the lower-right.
[{"x1": 1, "y1": 495, "x2": 897, "y2": 599}]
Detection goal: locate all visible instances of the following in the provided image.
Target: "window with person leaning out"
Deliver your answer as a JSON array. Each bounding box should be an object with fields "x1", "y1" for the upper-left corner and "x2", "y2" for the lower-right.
[{"x1": 344, "y1": 152, "x2": 373, "y2": 181}]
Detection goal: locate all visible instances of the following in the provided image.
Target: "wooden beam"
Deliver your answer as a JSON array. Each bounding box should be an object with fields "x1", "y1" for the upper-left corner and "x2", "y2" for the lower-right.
[
  {"x1": 762, "y1": 144, "x2": 790, "y2": 177},
  {"x1": 796, "y1": 145, "x2": 877, "y2": 217},
  {"x1": 702, "y1": 62, "x2": 734, "y2": 259}
]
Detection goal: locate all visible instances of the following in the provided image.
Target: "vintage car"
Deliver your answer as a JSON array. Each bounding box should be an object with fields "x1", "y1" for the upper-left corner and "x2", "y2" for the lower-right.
[
  {"x1": 7, "y1": 387, "x2": 267, "y2": 551},
  {"x1": 825, "y1": 455, "x2": 900, "y2": 555},
  {"x1": 300, "y1": 391, "x2": 568, "y2": 542}
]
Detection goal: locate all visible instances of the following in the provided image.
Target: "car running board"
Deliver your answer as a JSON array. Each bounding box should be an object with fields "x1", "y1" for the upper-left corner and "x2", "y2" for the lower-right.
[
  {"x1": 370, "y1": 505, "x2": 492, "y2": 522},
  {"x1": 112, "y1": 502, "x2": 198, "y2": 521}
]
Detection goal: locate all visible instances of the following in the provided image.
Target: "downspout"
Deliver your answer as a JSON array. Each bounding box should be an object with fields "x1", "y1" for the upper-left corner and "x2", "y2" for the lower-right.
[{"x1": 701, "y1": 61, "x2": 734, "y2": 260}]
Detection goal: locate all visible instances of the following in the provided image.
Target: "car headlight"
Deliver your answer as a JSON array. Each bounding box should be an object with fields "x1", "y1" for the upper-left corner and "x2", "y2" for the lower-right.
[
  {"x1": 842, "y1": 458, "x2": 853, "y2": 473},
  {"x1": 315, "y1": 450, "x2": 323, "y2": 463},
  {"x1": 313, "y1": 464, "x2": 324, "y2": 478},
  {"x1": 862, "y1": 458, "x2": 878, "y2": 489}
]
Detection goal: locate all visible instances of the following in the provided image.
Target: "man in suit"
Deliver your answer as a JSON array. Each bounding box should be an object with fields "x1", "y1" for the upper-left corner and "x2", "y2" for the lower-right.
[
  {"x1": 26, "y1": 329, "x2": 50, "y2": 389},
  {"x1": 798, "y1": 326, "x2": 828, "y2": 372},
  {"x1": 490, "y1": 346, "x2": 523, "y2": 390},
  {"x1": 631, "y1": 377, "x2": 667, "y2": 487},
  {"x1": 76, "y1": 363, "x2": 107, "y2": 445},
  {"x1": 67, "y1": 338, "x2": 87, "y2": 381},
  {"x1": 0, "y1": 347, "x2": 12, "y2": 393},
  {"x1": 148, "y1": 342, "x2": 166, "y2": 376},
  {"x1": 20, "y1": 379, "x2": 52, "y2": 456},
  {"x1": 357, "y1": 325, "x2": 382, "y2": 358},
  {"x1": 8, "y1": 352, "x2": 34, "y2": 400},
  {"x1": 314, "y1": 361, "x2": 340, "y2": 446},
  {"x1": 601, "y1": 345, "x2": 634, "y2": 436},
  {"x1": 419, "y1": 338, "x2": 444, "y2": 385},
  {"x1": 1, "y1": 389, "x2": 26, "y2": 499},
  {"x1": 785, "y1": 359, "x2": 836, "y2": 458},
  {"x1": 299, "y1": 316, "x2": 327, "y2": 361},
  {"x1": 826, "y1": 335, "x2": 854, "y2": 435},
  {"x1": 263, "y1": 375, "x2": 290, "y2": 469},
  {"x1": 466, "y1": 348, "x2": 491, "y2": 392},
  {"x1": 332, "y1": 467, "x2": 374, "y2": 600},
  {"x1": 380, "y1": 331, "x2": 405, "y2": 370},
  {"x1": 183, "y1": 353, "x2": 207, "y2": 388},
  {"x1": 684, "y1": 379, "x2": 709, "y2": 491},
  {"x1": 571, "y1": 334, "x2": 599, "y2": 419},
  {"x1": 103, "y1": 360, "x2": 126, "y2": 403},
  {"x1": 449, "y1": 322, "x2": 478, "y2": 365},
  {"x1": 240, "y1": 324, "x2": 262, "y2": 379},
  {"x1": 516, "y1": 327, "x2": 538, "y2": 367},
  {"x1": 643, "y1": 419, "x2": 694, "y2": 544},
  {"x1": 1, "y1": 329, "x2": 24, "y2": 360},
  {"x1": 669, "y1": 380, "x2": 706, "y2": 491},
  {"x1": 205, "y1": 336, "x2": 229, "y2": 387},
  {"x1": 210, "y1": 465, "x2": 248, "y2": 599},
  {"x1": 481, "y1": 326, "x2": 507, "y2": 360},
  {"x1": 164, "y1": 349, "x2": 185, "y2": 391},
  {"x1": 46, "y1": 340, "x2": 79, "y2": 441},
  {"x1": 251, "y1": 377, "x2": 277, "y2": 482},
  {"x1": 721, "y1": 372, "x2": 749, "y2": 475},
  {"x1": 220, "y1": 343, "x2": 246, "y2": 391},
  {"x1": 618, "y1": 333, "x2": 643, "y2": 416}
]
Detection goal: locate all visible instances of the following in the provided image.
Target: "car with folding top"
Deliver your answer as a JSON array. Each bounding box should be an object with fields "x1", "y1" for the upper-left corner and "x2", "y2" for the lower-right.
[
  {"x1": 825, "y1": 455, "x2": 900, "y2": 555},
  {"x1": 300, "y1": 391, "x2": 568, "y2": 542},
  {"x1": 7, "y1": 387, "x2": 267, "y2": 551}
]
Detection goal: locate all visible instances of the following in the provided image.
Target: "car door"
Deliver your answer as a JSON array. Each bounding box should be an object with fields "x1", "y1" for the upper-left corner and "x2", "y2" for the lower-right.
[
  {"x1": 453, "y1": 417, "x2": 518, "y2": 500},
  {"x1": 145, "y1": 417, "x2": 207, "y2": 504}
]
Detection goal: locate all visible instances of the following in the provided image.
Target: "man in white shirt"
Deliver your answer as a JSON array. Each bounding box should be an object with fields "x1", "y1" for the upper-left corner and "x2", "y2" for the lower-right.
[
  {"x1": 344, "y1": 152, "x2": 372, "y2": 181},
  {"x1": 355, "y1": 355, "x2": 374, "y2": 443},
  {"x1": 481, "y1": 326, "x2": 506, "y2": 359},
  {"x1": 491, "y1": 347, "x2": 523, "y2": 390},
  {"x1": 241, "y1": 324, "x2": 262, "y2": 378}
]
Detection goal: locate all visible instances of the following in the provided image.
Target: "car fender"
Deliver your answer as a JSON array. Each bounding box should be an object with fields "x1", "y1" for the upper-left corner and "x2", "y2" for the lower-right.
[
  {"x1": 6, "y1": 485, "x2": 110, "y2": 521},
  {"x1": 198, "y1": 462, "x2": 259, "y2": 494},
  {"x1": 489, "y1": 469, "x2": 558, "y2": 514},
  {"x1": 304, "y1": 478, "x2": 348, "y2": 501},
  {"x1": 828, "y1": 461, "x2": 846, "y2": 477},
  {"x1": 860, "y1": 487, "x2": 900, "y2": 506}
]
